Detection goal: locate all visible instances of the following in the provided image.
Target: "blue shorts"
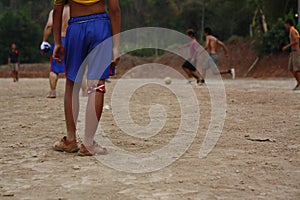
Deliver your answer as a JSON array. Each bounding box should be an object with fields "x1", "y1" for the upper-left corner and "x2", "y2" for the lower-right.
[
  {"x1": 65, "y1": 13, "x2": 113, "y2": 82},
  {"x1": 51, "y1": 37, "x2": 66, "y2": 74}
]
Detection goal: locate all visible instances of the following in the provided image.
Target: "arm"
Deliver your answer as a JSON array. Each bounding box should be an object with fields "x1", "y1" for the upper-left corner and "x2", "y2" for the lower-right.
[
  {"x1": 169, "y1": 43, "x2": 190, "y2": 52},
  {"x1": 217, "y1": 40, "x2": 229, "y2": 57},
  {"x1": 190, "y1": 43, "x2": 199, "y2": 62},
  {"x1": 40, "y1": 10, "x2": 53, "y2": 51},
  {"x1": 43, "y1": 10, "x2": 53, "y2": 42},
  {"x1": 108, "y1": 0, "x2": 121, "y2": 63},
  {"x1": 204, "y1": 36, "x2": 210, "y2": 50},
  {"x1": 181, "y1": 43, "x2": 190, "y2": 48},
  {"x1": 282, "y1": 30, "x2": 299, "y2": 51},
  {"x1": 18, "y1": 53, "x2": 20, "y2": 66},
  {"x1": 52, "y1": 4, "x2": 64, "y2": 63},
  {"x1": 18, "y1": 53, "x2": 21, "y2": 67},
  {"x1": 8, "y1": 54, "x2": 11, "y2": 66}
]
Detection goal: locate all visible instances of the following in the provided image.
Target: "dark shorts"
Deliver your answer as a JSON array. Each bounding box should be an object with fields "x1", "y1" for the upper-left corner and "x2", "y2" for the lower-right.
[
  {"x1": 182, "y1": 60, "x2": 197, "y2": 72},
  {"x1": 65, "y1": 13, "x2": 113, "y2": 82}
]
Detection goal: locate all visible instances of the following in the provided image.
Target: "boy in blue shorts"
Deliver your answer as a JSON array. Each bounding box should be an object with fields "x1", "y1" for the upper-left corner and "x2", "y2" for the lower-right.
[
  {"x1": 52, "y1": 0, "x2": 120, "y2": 156},
  {"x1": 41, "y1": 3, "x2": 70, "y2": 98}
]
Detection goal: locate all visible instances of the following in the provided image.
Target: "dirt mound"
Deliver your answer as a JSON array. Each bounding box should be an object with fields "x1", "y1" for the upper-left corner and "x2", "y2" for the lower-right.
[
  {"x1": 116, "y1": 39, "x2": 291, "y2": 79},
  {"x1": 247, "y1": 53, "x2": 290, "y2": 78},
  {"x1": 221, "y1": 39, "x2": 290, "y2": 78},
  {"x1": 0, "y1": 40, "x2": 291, "y2": 79}
]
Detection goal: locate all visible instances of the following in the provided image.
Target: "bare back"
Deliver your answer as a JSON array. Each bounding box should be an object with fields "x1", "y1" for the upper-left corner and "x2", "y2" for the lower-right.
[
  {"x1": 206, "y1": 35, "x2": 218, "y2": 54},
  {"x1": 290, "y1": 29, "x2": 299, "y2": 51},
  {"x1": 205, "y1": 34, "x2": 228, "y2": 57},
  {"x1": 69, "y1": 0, "x2": 106, "y2": 18}
]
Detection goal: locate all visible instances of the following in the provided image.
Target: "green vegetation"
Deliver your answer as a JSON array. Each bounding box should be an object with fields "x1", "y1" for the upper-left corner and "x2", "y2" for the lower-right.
[
  {"x1": 0, "y1": 0, "x2": 297, "y2": 64},
  {"x1": 257, "y1": 18, "x2": 289, "y2": 54},
  {"x1": 0, "y1": 9, "x2": 43, "y2": 63}
]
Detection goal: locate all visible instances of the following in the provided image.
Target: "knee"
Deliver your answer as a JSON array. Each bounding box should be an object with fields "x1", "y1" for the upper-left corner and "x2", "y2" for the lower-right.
[
  {"x1": 87, "y1": 84, "x2": 106, "y2": 94},
  {"x1": 49, "y1": 72, "x2": 58, "y2": 79}
]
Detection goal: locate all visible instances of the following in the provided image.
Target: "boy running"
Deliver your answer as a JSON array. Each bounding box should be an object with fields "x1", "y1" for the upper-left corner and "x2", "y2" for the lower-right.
[
  {"x1": 52, "y1": 0, "x2": 120, "y2": 156},
  {"x1": 203, "y1": 27, "x2": 235, "y2": 79},
  {"x1": 182, "y1": 29, "x2": 205, "y2": 85}
]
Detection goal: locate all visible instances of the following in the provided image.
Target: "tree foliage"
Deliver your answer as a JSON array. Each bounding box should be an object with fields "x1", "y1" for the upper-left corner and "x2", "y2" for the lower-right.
[
  {"x1": 0, "y1": 0, "x2": 52, "y2": 64},
  {"x1": 0, "y1": 0, "x2": 298, "y2": 64},
  {"x1": 0, "y1": 9, "x2": 45, "y2": 64},
  {"x1": 258, "y1": 18, "x2": 289, "y2": 54}
]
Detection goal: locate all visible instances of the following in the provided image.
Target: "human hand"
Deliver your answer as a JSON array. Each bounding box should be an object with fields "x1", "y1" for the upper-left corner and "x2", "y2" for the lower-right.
[
  {"x1": 282, "y1": 46, "x2": 288, "y2": 52},
  {"x1": 52, "y1": 44, "x2": 65, "y2": 63}
]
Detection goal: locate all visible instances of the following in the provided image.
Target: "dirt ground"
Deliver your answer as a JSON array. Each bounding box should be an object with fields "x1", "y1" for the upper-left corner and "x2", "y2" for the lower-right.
[{"x1": 0, "y1": 77, "x2": 299, "y2": 200}]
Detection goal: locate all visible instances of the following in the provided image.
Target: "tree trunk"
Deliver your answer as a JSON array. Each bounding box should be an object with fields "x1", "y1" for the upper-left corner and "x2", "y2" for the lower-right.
[
  {"x1": 10, "y1": 0, "x2": 17, "y2": 12},
  {"x1": 298, "y1": 0, "x2": 300, "y2": 24},
  {"x1": 200, "y1": 1, "x2": 205, "y2": 43}
]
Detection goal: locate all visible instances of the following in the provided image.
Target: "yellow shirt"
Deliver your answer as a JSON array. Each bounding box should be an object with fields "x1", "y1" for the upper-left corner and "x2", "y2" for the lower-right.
[{"x1": 54, "y1": 0, "x2": 100, "y2": 5}]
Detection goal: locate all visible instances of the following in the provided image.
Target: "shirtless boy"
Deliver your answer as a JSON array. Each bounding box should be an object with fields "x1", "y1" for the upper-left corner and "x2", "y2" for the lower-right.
[
  {"x1": 41, "y1": 3, "x2": 70, "y2": 98},
  {"x1": 203, "y1": 27, "x2": 235, "y2": 79},
  {"x1": 52, "y1": 0, "x2": 120, "y2": 155},
  {"x1": 282, "y1": 19, "x2": 300, "y2": 90}
]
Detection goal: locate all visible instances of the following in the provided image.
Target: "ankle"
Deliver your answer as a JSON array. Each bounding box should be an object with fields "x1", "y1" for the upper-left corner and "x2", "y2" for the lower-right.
[
  {"x1": 83, "y1": 140, "x2": 93, "y2": 147},
  {"x1": 66, "y1": 135, "x2": 76, "y2": 142}
]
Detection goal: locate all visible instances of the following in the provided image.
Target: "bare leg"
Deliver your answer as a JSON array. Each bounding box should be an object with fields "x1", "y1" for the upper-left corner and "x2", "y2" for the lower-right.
[
  {"x1": 202, "y1": 68, "x2": 207, "y2": 79},
  {"x1": 49, "y1": 72, "x2": 58, "y2": 91},
  {"x1": 293, "y1": 71, "x2": 300, "y2": 85},
  {"x1": 12, "y1": 70, "x2": 16, "y2": 82},
  {"x1": 83, "y1": 80, "x2": 105, "y2": 147},
  {"x1": 81, "y1": 74, "x2": 88, "y2": 96},
  {"x1": 183, "y1": 67, "x2": 193, "y2": 79},
  {"x1": 48, "y1": 72, "x2": 58, "y2": 97},
  {"x1": 219, "y1": 69, "x2": 235, "y2": 79},
  {"x1": 64, "y1": 79, "x2": 80, "y2": 142},
  {"x1": 219, "y1": 70, "x2": 231, "y2": 75},
  {"x1": 191, "y1": 70, "x2": 204, "y2": 81},
  {"x1": 15, "y1": 70, "x2": 19, "y2": 82}
]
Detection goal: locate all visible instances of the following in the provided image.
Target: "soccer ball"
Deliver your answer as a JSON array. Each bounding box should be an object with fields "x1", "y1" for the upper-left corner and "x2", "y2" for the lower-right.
[{"x1": 164, "y1": 77, "x2": 172, "y2": 85}]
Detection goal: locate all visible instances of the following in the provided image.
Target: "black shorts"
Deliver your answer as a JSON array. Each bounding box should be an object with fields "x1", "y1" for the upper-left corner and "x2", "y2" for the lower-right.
[{"x1": 182, "y1": 60, "x2": 196, "y2": 71}]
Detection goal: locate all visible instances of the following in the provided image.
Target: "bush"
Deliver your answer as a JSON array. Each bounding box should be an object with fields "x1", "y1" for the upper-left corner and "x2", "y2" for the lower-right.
[{"x1": 256, "y1": 18, "x2": 289, "y2": 54}]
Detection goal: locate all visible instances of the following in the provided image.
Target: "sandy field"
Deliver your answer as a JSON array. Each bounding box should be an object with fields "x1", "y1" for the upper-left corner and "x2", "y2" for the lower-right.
[{"x1": 0, "y1": 77, "x2": 299, "y2": 200}]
